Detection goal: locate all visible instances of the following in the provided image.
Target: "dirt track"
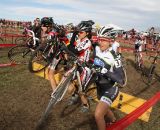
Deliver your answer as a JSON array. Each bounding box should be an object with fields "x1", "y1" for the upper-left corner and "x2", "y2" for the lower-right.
[{"x1": 0, "y1": 50, "x2": 160, "y2": 130}]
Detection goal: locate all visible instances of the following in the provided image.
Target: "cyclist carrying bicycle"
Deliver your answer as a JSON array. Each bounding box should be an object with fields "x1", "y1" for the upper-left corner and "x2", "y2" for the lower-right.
[
  {"x1": 93, "y1": 26, "x2": 125, "y2": 130},
  {"x1": 31, "y1": 18, "x2": 41, "y2": 39},
  {"x1": 65, "y1": 20, "x2": 95, "y2": 111},
  {"x1": 42, "y1": 17, "x2": 64, "y2": 93}
]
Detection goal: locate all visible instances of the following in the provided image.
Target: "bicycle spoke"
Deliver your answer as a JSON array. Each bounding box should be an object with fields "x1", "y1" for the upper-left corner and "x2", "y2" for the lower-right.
[{"x1": 8, "y1": 45, "x2": 31, "y2": 64}]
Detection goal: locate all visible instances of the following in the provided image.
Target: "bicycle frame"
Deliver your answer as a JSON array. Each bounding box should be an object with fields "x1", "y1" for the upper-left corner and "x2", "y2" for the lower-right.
[{"x1": 135, "y1": 49, "x2": 143, "y2": 69}]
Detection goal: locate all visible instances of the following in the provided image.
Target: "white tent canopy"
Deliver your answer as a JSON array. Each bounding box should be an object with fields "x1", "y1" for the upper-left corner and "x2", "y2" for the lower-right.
[{"x1": 105, "y1": 23, "x2": 123, "y2": 31}]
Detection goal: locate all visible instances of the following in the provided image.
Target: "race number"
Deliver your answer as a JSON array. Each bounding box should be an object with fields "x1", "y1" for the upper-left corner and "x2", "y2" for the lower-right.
[{"x1": 115, "y1": 58, "x2": 122, "y2": 68}]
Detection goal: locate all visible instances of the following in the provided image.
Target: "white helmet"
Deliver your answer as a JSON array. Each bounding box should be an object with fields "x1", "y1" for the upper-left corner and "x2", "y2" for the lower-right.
[{"x1": 97, "y1": 25, "x2": 120, "y2": 38}]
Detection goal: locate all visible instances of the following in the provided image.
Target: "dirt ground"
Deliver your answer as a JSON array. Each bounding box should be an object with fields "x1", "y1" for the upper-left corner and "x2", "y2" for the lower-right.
[{"x1": 0, "y1": 48, "x2": 160, "y2": 130}]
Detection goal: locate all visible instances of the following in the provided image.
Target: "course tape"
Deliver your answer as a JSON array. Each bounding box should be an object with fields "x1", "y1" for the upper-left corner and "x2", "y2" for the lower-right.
[
  {"x1": 106, "y1": 91, "x2": 160, "y2": 130},
  {"x1": 0, "y1": 44, "x2": 16, "y2": 48},
  {"x1": 0, "y1": 33, "x2": 28, "y2": 38},
  {"x1": 0, "y1": 63, "x2": 17, "y2": 67}
]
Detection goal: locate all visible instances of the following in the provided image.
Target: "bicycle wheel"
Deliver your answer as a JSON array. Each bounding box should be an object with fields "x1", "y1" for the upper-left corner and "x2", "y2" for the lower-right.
[
  {"x1": 8, "y1": 44, "x2": 32, "y2": 64},
  {"x1": 28, "y1": 41, "x2": 58, "y2": 73},
  {"x1": 148, "y1": 64, "x2": 157, "y2": 85},
  {"x1": 118, "y1": 67, "x2": 127, "y2": 88},
  {"x1": 0, "y1": 37, "x2": 4, "y2": 44},
  {"x1": 135, "y1": 53, "x2": 139, "y2": 69},
  {"x1": 15, "y1": 37, "x2": 26, "y2": 45},
  {"x1": 37, "y1": 71, "x2": 74, "y2": 128},
  {"x1": 28, "y1": 45, "x2": 50, "y2": 73},
  {"x1": 85, "y1": 83, "x2": 97, "y2": 101},
  {"x1": 141, "y1": 64, "x2": 156, "y2": 86}
]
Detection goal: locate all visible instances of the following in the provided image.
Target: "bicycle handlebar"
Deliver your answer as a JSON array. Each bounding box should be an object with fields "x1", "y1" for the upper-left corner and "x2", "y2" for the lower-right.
[{"x1": 24, "y1": 27, "x2": 39, "y2": 46}]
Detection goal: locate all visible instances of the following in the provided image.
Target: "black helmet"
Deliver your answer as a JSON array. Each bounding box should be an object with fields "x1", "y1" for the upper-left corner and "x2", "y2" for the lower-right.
[
  {"x1": 41, "y1": 17, "x2": 54, "y2": 27},
  {"x1": 77, "y1": 20, "x2": 94, "y2": 32}
]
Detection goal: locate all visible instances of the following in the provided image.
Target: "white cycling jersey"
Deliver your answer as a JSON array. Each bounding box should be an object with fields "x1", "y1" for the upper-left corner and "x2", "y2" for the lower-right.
[
  {"x1": 75, "y1": 37, "x2": 92, "y2": 62},
  {"x1": 95, "y1": 46, "x2": 115, "y2": 72}
]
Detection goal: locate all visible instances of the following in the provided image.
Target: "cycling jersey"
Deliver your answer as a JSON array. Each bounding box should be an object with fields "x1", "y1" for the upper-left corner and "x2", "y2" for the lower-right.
[
  {"x1": 31, "y1": 25, "x2": 41, "y2": 38},
  {"x1": 95, "y1": 46, "x2": 118, "y2": 71},
  {"x1": 135, "y1": 39, "x2": 143, "y2": 52},
  {"x1": 66, "y1": 31, "x2": 92, "y2": 87},
  {"x1": 68, "y1": 32, "x2": 92, "y2": 62},
  {"x1": 74, "y1": 38, "x2": 92, "y2": 62},
  {"x1": 94, "y1": 46, "x2": 124, "y2": 106}
]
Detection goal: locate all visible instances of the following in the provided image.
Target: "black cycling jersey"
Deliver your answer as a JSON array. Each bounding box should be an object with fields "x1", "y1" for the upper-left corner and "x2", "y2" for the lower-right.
[{"x1": 93, "y1": 45, "x2": 125, "y2": 104}]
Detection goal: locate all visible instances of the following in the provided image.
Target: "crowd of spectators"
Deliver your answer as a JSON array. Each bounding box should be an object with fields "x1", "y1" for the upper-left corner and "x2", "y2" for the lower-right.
[{"x1": 0, "y1": 18, "x2": 32, "y2": 29}]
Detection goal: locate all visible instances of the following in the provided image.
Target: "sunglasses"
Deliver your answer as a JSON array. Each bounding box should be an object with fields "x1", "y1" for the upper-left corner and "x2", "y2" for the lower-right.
[
  {"x1": 78, "y1": 31, "x2": 85, "y2": 34},
  {"x1": 98, "y1": 38, "x2": 112, "y2": 42}
]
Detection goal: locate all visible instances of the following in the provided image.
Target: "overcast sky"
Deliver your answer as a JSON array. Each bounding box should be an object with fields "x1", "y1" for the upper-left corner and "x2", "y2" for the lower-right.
[{"x1": 0, "y1": 0, "x2": 160, "y2": 31}]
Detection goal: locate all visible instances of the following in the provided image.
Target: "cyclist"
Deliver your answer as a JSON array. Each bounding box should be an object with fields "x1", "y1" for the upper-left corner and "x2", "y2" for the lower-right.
[
  {"x1": 40, "y1": 17, "x2": 55, "y2": 43},
  {"x1": 32, "y1": 18, "x2": 41, "y2": 39},
  {"x1": 64, "y1": 23, "x2": 74, "y2": 45},
  {"x1": 93, "y1": 26, "x2": 125, "y2": 130},
  {"x1": 65, "y1": 20, "x2": 95, "y2": 111},
  {"x1": 134, "y1": 34, "x2": 143, "y2": 64},
  {"x1": 41, "y1": 17, "x2": 61, "y2": 92}
]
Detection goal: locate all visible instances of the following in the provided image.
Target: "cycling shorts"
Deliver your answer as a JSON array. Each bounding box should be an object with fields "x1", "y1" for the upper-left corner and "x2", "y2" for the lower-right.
[{"x1": 98, "y1": 86, "x2": 119, "y2": 106}]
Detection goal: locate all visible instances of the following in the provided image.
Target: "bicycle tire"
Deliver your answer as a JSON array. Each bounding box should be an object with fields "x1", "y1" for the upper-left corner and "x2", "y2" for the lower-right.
[
  {"x1": 85, "y1": 83, "x2": 97, "y2": 101},
  {"x1": 141, "y1": 64, "x2": 156, "y2": 86},
  {"x1": 28, "y1": 45, "x2": 50, "y2": 73},
  {"x1": 120, "y1": 67, "x2": 127, "y2": 87},
  {"x1": 15, "y1": 37, "x2": 26, "y2": 45},
  {"x1": 148, "y1": 64, "x2": 156, "y2": 85},
  {"x1": 0, "y1": 37, "x2": 4, "y2": 44},
  {"x1": 37, "y1": 72, "x2": 74, "y2": 127},
  {"x1": 8, "y1": 44, "x2": 32, "y2": 64},
  {"x1": 28, "y1": 40, "x2": 58, "y2": 73},
  {"x1": 135, "y1": 53, "x2": 139, "y2": 69}
]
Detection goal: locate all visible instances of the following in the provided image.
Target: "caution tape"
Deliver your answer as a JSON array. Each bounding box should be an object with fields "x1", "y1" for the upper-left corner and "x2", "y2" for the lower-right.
[
  {"x1": 0, "y1": 33, "x2": 29, "y2": 38},
  {"x1": 106, "y1": 91, "x2": 160, "y2": 130},
  {"x1": 0, "y1": 44, "x2": 16, "y2": 48},
  {"x1": 0, "y1": 63, "x2": 17, "y2": 67}
]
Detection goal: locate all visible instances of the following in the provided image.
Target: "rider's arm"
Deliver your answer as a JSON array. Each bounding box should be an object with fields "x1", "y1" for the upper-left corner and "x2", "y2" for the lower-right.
[
  {"x1": 103, "y1": 69, "x2": 124, "y2": 85},
  {"x1": 67, "y1": 31, "x2": 79, "y2": 54}
]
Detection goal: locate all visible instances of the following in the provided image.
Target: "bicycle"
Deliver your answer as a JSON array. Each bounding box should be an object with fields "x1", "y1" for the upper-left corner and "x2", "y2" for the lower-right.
[
  {"x1": 28, "y1": 34, "x2": 67, "y2": 73},
  {"x1": 116, "y1": 54, "x2": 128, "y2": 87},
  {"x1": 142, "y1": 50, "x2": 160, "y2": 86},
  {"x1": 8, "y1": 28, "x2": 40, "y2": 64},
  {"x1": 36, "y1": 47, "x2": 97, "y2": 128}
]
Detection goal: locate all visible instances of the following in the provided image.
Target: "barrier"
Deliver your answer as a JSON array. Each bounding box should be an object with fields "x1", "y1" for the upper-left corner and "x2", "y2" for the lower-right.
[
  {"x1": 0, "y1": 44, "x2": 16, "y2": 48},
  {"x1": 0, "y1": 33, "x2": 28, "y2": 38},
  {"x1": 106, "y1": 91, "x2": 160, "y2": 130},
  {"x1": 0, "y1": 63, "x2": 17, "y2": 67}
]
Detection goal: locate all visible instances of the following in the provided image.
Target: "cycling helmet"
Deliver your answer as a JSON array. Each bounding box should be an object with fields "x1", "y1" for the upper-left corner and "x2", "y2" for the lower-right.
[
  {"x1": 97, "y1": 25, "x2": 120, "y2": 38},
  {"x1": 76, "y1": 20, "x2": 95, "y2": 32},
  {"x1": 41, "y1": 17, "x2": 54, "y2": 27}
]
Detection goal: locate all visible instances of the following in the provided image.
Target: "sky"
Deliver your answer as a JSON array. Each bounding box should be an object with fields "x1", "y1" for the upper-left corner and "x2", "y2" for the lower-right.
[{"x1": 0, "y1": 0, "x2": 160, "y2": 31}]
